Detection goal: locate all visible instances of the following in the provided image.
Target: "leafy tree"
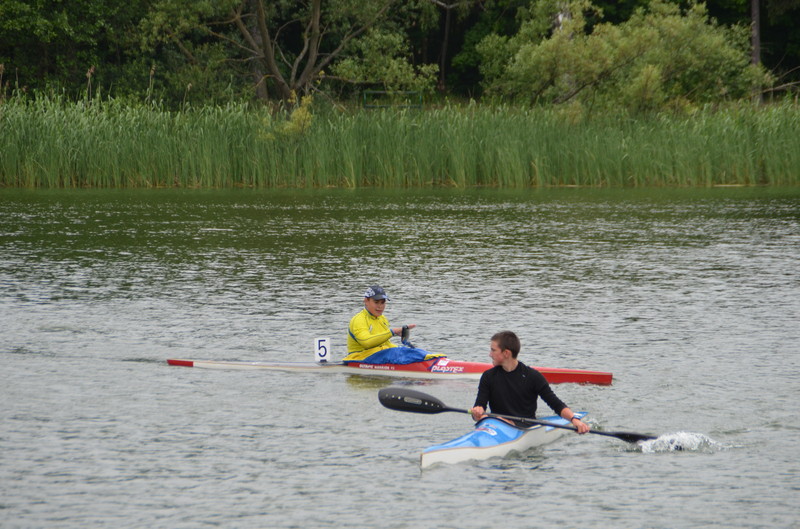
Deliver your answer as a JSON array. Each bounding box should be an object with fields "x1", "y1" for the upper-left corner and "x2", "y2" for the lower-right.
[
  {"x1": 0, "y1": 0, "x2": 147, "y2": 96},
  {"x1": 478, "y1": 0, "x2": 774, "y2": 113},
  {"x1": 1, "y1": 0, "x2": 796, "y2": 105},
  {"x1": 332, "y1": 29, "x2": 438, "y2": 93},
  {"x1": 445, "y1": 0, "x2": 530, "y2": 96},
  {"x1": 140, "y1": 0, "x2": 439, "y2": 103},
  {"x1": 439, "y1": 0, "x2": 651, "y2": 96}
]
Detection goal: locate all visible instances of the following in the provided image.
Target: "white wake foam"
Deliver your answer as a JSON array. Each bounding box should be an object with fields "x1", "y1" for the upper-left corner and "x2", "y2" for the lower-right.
[{"x1": 637, "y1": 431, "x2": 721, "y2": 453}]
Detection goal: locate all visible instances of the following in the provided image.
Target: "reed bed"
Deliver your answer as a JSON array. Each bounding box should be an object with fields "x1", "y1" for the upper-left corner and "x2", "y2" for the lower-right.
[{"x1": 1, "y1": 96, "x2": 798, "y2": 188}]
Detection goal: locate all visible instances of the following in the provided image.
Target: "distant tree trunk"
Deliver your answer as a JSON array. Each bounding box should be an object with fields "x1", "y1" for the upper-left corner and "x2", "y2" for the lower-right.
[
  {"x1": 751, "y1": 0, "x2": 760, "y2": 66},
  {"x1": 246, "y1": 0, "x2": 269, "y2": 101},
  {"x1": 751, "y1": 0, "x2": 762, "y2": 103},
  {"x1": 427, "y1": 1, "x2": 474, "y2": 92},
  {"x1": 439, "y1": 6, "x2": 452, "y2": 91}
]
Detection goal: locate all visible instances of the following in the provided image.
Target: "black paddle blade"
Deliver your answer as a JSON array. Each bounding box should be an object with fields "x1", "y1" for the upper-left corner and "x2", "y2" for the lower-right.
[
  {"x1": 611, "y1": 431, "x2": 658, "y2": 443},
  {"x1": 378, "y1": 387, "x2": 452, "y2": 414}
]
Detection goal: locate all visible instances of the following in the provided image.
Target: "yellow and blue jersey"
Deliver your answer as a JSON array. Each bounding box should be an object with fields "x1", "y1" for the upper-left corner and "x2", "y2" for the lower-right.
[{"x1": 344, "y1": 308, "x2": 395, "y2": 361}]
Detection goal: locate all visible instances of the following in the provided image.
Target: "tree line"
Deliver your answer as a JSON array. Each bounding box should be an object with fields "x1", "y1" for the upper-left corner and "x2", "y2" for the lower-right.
[{"x1": 1, "y1": 0, "x2": 798, "y2": 111}]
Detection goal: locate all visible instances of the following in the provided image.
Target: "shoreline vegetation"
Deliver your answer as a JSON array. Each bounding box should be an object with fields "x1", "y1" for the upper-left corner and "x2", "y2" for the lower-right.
[{"x1": 1, "y1": 95, "x2": 799, "y2": 189}]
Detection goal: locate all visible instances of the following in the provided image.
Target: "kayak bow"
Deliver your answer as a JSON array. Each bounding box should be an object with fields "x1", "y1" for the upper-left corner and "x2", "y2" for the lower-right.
[{"x1": 421, "y1": 413, "x2": 587, "y2": 468}]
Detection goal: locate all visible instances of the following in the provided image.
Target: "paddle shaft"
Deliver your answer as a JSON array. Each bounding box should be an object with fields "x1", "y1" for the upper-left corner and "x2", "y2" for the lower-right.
[
  {"x1": 460, "y1": 407, "x2": 652, "y2": 442},
  {"x1": 378, "y1": 387, "x2": 656, "y2": 443}
]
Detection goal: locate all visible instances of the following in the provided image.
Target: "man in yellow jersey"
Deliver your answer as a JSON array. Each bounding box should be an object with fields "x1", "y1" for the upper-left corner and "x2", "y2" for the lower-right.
[{"x1": 343, "y1": 285, "x2": 442, "y2": 364}]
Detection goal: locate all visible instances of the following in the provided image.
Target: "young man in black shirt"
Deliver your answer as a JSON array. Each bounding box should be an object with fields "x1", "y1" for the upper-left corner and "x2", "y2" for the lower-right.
[{"x1": 471, "y1": 330, "x2": 590, "y2": 433}]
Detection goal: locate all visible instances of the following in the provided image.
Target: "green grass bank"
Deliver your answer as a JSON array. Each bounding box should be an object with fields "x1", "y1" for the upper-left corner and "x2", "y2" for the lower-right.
[{"x1": 1, "y1": 97, "x2": 799, "y2": 188}]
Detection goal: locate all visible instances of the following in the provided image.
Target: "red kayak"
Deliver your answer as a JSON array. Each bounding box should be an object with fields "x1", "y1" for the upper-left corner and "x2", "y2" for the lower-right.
[{"x1": 166, "y1": 356, "x2": 612, "y2": 385}]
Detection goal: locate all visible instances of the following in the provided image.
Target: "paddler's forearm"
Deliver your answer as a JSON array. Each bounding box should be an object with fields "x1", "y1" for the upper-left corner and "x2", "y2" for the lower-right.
[{"x1": 560, "y1": 408, "x2": 590, "y2": 434}]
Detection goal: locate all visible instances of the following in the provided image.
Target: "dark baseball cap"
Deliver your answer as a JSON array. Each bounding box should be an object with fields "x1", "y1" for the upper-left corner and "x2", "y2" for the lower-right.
[{"x1": 364, "y1": 285, "x2": 390, "y2": 301}]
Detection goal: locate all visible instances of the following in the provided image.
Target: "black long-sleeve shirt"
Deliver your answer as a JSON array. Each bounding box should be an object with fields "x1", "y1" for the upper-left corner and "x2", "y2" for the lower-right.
[{"x1": 474, "y1": 361, "x2": 567, "y2": 424}]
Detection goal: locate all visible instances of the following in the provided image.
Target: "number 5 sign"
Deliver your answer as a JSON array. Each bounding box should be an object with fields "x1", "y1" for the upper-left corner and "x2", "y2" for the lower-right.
[{"x1": 314, "y1": 337, "x2": 330, "y2": 363}]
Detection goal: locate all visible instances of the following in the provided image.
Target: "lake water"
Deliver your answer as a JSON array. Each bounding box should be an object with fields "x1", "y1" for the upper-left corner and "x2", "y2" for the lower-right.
[{"x1": 1, "y1": 188, "x2": 799, "y2": 528}]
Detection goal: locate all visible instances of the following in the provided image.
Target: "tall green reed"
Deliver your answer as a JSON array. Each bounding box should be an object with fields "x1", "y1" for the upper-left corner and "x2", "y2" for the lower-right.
[{"x1": 1, "y1": 95, "x2": 798, "y2": 188}]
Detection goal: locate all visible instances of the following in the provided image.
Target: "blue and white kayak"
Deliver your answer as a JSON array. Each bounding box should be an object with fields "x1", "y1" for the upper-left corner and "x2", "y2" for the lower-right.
[{"x1": 420, "y1": 412, "x2": 587, "y2": 468}]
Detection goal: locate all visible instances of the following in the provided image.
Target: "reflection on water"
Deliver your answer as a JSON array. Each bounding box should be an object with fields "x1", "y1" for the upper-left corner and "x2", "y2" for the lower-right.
[{"x1": 344, "y1": 374, "x2": 399, "y2": 390}]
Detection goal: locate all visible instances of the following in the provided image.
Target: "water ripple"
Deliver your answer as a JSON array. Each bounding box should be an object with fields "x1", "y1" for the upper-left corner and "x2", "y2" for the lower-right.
[{"x1": 1, "y1": 188, "x2": 798, "y2": 528}]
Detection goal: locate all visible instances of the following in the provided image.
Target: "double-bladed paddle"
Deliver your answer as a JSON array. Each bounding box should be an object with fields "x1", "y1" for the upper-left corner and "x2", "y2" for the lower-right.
[{"x1": 378, "y1": 387, "x2": 657, "y2": 444}]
